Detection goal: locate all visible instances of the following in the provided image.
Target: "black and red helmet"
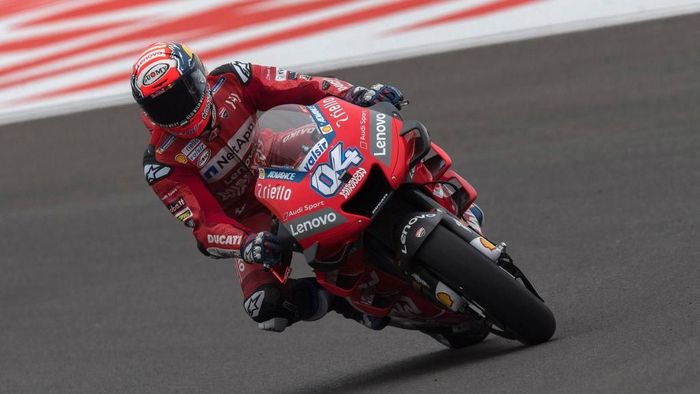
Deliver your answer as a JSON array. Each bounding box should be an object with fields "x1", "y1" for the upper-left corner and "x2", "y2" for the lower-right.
[{"x1": 131, "y1": 42, "x2": 212, "y2": 138}]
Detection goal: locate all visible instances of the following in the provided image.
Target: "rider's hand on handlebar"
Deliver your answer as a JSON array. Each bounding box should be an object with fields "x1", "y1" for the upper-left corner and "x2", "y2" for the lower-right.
[
  {"x1": 241, "y1": 231, "x2": 281, "y2": 267},
  {"x1": 346, "y1": 83, "x2": 405, "y2": 109}
]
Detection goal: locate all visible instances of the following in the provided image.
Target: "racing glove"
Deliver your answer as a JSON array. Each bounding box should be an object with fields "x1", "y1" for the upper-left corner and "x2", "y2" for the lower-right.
[
  {"x1": 346, "y1": 83, "x2": 405, "y2": 109},
  {"x1": 241, "y1": 231, "x2": 281, "y2": 267}
]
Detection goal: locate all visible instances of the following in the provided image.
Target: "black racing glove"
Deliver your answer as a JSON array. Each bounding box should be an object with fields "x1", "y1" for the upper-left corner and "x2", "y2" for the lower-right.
[
  {"x1": 346, "y1": 83, "x2": 405, "y2": 109},
  {"x1": 241, "y1": 231, "x2": 281, "y2": 267}
]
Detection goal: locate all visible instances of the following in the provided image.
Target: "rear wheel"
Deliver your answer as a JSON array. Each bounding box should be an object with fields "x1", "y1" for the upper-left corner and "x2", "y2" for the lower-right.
[{"x1": 417, "y1": 225, "x2": 556, "y2": 345}]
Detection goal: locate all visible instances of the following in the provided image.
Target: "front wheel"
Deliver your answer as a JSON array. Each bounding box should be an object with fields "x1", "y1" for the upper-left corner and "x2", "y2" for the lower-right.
[{"x1": 417, "y1": 225, "x2": 556, "y2": 345}]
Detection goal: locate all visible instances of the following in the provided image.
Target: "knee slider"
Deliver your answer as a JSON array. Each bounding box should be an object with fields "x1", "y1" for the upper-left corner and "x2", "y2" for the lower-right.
[{"x1": 243, "y1": 285, "x2": 285, "y2": 323}]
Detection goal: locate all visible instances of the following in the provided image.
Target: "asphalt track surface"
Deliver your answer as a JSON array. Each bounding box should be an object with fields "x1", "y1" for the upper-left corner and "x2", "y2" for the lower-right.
[{"x1": 2, "y1": 13, "x2": 699, "y2": 394}]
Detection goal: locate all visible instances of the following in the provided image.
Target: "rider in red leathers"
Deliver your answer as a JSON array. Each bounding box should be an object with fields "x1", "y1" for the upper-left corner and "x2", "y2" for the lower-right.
[{"x1": 132, "y1": 42, "x2": 410, "y2": 331}]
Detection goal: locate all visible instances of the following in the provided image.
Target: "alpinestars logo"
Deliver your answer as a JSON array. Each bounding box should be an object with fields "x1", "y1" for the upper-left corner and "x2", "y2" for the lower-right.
[
  {"x1": 144, "y1": 163, "x2": 171, "y2": 185},
  {"x1": 245, "y1": 290, "x2": 265, "y2": 318},
  {"x1": 232, "y1": 61, "x2": 251, "y2": 84}
]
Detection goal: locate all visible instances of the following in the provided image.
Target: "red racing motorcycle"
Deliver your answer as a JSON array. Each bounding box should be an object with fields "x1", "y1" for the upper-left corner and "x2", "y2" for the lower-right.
[{"x1": 254, "y1": 97, "x2": 555, "y2": 347}]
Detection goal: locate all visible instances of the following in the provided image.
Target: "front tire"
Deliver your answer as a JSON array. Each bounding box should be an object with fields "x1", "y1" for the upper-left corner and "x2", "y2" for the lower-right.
[{"x1": 417, "y1": 225, "x2": 556, "y2": 345}]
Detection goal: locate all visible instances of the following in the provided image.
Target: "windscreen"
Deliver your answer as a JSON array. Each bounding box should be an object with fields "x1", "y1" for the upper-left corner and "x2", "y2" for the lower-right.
[{"x1": 255, "y1": 104, "x2": 326, "y2": 171}]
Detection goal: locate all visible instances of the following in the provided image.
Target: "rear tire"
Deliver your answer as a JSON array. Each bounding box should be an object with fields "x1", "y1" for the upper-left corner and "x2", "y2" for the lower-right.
[{"x1": 417, "y1": 225, "x2": 556, "y2": 345}]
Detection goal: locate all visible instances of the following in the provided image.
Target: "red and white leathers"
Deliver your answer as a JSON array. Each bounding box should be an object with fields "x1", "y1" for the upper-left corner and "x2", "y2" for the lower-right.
[{"x1": 142, "y1": 62, "x2": 353, "y2": 321}]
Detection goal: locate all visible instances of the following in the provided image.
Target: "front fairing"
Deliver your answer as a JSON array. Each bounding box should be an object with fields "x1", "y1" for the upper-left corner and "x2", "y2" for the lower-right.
[{"x1": 253, "y1": 98, "x2": 408, "y2": 253}]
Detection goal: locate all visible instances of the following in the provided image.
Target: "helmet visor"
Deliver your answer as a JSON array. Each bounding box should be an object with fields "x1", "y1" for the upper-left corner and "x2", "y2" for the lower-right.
[{"x1": 138, "y1": 68, "x2": 208, "y2": 127}]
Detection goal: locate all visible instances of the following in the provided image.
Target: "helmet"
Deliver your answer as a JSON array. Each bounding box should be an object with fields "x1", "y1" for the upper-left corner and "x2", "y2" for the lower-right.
[{"x1": 131, "y1": 42, "x2": 212, "y2": 138}]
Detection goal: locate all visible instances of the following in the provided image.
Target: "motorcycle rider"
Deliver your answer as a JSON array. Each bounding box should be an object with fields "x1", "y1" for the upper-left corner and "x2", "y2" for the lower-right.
[{"x1": 132, "y1": 42, "x2": 407, "y2": 332}]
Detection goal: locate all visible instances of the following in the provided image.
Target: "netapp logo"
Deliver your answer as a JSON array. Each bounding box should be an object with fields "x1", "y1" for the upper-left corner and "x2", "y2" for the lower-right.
[{"x1": 201, "y1": 119, "x2": 254, "y2": 182}]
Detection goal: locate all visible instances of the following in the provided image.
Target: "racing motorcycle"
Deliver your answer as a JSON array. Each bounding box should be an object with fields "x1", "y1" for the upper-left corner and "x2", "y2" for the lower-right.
[{"x1": 254, "y1": 97, "x2": 555, "y2": 347}]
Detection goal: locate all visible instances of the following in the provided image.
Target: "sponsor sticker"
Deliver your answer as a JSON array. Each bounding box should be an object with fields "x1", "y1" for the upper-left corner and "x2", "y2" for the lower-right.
[
  {"x1": 167, "y1": 197, "x2": 186, "y2": 214},
  {"x1": 258, "y1": 168, "x2": 305, "y2": 182},
  {"x1": 207, "y1": 234, "x2": 243, "y2": 246},
  {"x1": 142, "y1": 61, "x2": 171, "y2": 86},
  {"x1": 181, "y1": 138, "x2": 201, "y2": 154},
  {"x1": 359, "y1": 110, "x2": 368, "y2": 150},
  {"x1": 435, "y1": 282, "x2": 465, "y2": 312},
  {"x1": 211, "y1": 76, "x2": 226, "y2": 93},
  {"x1": 281, "y1": 124, "x2": 316, "y2": 143},
  {"x1": 370, "y1": 111, "x2": 392, "y2": 166},
  {"x1": 400, "y1": 213, "x2": 438, "y2": 254},
  {"x1": 281, "y1": 201, "x2": 324, "y2": 221},
  {"x1": 157, "y1": 134, "x2": 176, "y2": 154},
  {"x1": 175, "y1": 153, "x2": 187, "y2": 164},
  {"x1": 299, "y1": 138, "x2": 329, "y2": 172},
  {"x1": 184, "y1": 140, "x2": 206, "y2": 161},
  {"x1": 436, "y1": 292, "x2": 454, "y2": 308},
  {"x1": 255, "y1": 184, "x2": 292, "y2": 201},
  {"x1": 307, "y1": 104, "x2": 334, "y2": 136},
  {"x1": 321, "y1": 96, "x2": 349, "y2": 127},
  {"x1": 175, "y1": 207, "x2": 193, "y2": 222},
  {"x1": 284, "y1": 208, "x2": 346, "y2": 239},
  {"x1": 310, "y1": 143, "x2": 362, "y2": 197},
  {"x1": 339, "y1": 167, "x2": 367, "y2": 199},
  {"x1": 480, "y1": 238, "x2": 497, "y2": 251},
  {"x1": 197, "y1": 149, "x2": 211, "y2": 168},
  {"x1": 469, "y1": 236, "x2": 501, "y2": 261},
  {"x1": 135, "y1": 48, "x2": 166, "y2": 69},
  {"x1": 160, "y1": 187, "x2": 178, "y2": 202},
  {"x1": 275, "y1": 68, "x2": 287, "y2": 81}
]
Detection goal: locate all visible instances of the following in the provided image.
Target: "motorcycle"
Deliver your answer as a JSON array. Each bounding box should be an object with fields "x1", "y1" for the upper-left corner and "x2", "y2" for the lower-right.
[{"x1": 253, "y1": 96, "x2": 555, "y2": 347}]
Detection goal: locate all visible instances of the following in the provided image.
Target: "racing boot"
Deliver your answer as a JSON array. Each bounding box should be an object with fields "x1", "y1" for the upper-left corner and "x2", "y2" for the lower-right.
[
  {"x1": 247, "y1": 277, "x2": 333, "y2": 332},
  {"x1": 330, "y1": 297, "x2": 390, "y2": 330}
]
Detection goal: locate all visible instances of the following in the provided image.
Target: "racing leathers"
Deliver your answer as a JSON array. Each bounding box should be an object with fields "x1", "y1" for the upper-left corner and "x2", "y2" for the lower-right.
[{"x1": 142, "y1": 62, "x2": 355, "y2": 330}]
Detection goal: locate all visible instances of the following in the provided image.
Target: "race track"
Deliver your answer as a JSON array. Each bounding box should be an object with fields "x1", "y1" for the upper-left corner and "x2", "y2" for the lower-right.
[{"x1": 2, "y1": 13, "x2": 699, "y2": 393}]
